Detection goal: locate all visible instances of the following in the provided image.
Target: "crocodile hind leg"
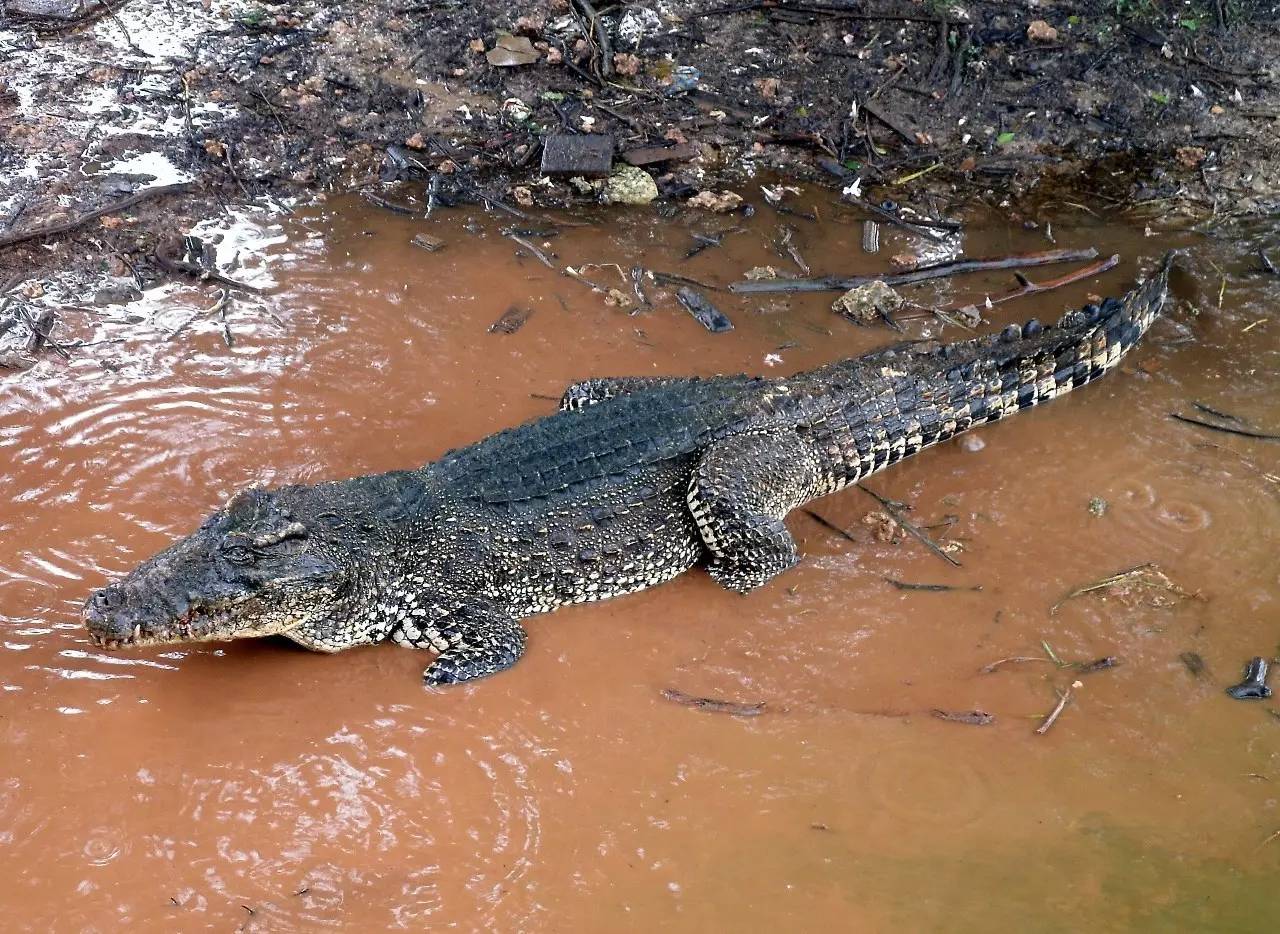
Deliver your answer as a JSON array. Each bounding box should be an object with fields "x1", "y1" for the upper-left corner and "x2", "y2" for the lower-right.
[
  {"x1": 559, "y1": 376, "x2": 699, "y2": 411},
  {"x1": 405, "y1": 602, "x2": 528, "y2": 685},
  {"x1": 688, "y1": 430, "x2": 822, "y2": 594}
]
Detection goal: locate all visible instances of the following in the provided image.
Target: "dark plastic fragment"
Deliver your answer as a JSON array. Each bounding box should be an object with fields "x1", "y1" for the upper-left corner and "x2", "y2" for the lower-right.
[{"x1": 1226, "y1": 657, "x2": 1272, "y2": 700}]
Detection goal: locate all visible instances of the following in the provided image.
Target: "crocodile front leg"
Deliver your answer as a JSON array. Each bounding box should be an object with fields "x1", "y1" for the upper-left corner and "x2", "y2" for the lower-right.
[
  {"x1": 395, "y1": 601, "x2": 528, "y2": 685},
  {"x1": 688, "y1": 430, "x2": 822, "y2": 594}
]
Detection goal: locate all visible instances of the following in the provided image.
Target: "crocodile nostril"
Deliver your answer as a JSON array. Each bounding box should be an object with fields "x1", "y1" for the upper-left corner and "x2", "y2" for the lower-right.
[{"x1": 93, "y1": 586, "x2": 124, "y2": 611}]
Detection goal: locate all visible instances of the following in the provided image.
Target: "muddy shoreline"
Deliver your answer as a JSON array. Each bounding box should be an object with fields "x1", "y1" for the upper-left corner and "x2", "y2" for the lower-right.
[{"x1": 2, "y1": 0, "x2": 1278, "y2": 318}]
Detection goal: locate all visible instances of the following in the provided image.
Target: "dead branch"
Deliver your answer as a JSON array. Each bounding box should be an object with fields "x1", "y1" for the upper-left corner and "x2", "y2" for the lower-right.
[
  {"x1": 729, "y1": 247, "x2": 1100, "y2": 294},
  {"x1": 857, "y1": 484, "x2": 960, "y2": 568},
  {"x1": 0, "y1": 183, "x2": 191, "y2": 251},
  {"x1": 926, "y1": 254, "x2": 1120, "y2": 316},
  {"x1": 661, "y1": 687, "x2": 765, "y2": 717}
]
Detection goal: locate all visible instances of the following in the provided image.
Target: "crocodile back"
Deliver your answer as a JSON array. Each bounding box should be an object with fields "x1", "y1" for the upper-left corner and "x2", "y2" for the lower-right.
[{"x1": 434, "y1": 375, "x2": 769, "y2": 504}]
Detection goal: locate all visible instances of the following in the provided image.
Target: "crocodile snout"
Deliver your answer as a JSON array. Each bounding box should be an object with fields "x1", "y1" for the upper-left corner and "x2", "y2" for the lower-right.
[{"x1": 83, "y1": 584, "x2": 144, "y2": 648}]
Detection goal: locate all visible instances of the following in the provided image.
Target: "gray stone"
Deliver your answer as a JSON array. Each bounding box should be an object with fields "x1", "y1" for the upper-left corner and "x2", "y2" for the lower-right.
[
  {"x1": 6, "y1": 0, "x2": 99, "y2": 20},
  {"x1": 602, "y1": 165, "x2": 657, "y2": 205}
]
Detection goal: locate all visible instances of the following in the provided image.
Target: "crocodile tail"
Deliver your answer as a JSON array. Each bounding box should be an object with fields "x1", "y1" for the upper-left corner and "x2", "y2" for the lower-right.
[
  {"x1": 821, "y1": 252, "x2": 1179, "y2": 489},
  {"x1": 1051, "y1": 249, "x2": 1177, "y2": 389},
  {"x1": 949, "y1": 250, "x2": 1178, "y2": 429}
]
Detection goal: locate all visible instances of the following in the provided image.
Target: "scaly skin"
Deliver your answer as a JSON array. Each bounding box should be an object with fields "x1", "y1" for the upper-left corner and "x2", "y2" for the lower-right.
[{"x1": 83, "y1": 253, "x2": 1177, "y2": 684}]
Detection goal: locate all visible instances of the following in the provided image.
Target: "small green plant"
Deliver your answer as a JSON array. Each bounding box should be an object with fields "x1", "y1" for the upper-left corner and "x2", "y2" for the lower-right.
[
  {"x1": 996, "y1": 131, "x2": 1016, "y2": 145},
  {"x1": 1150, "y1": 91, "x2": 1171, "y2": 105}
]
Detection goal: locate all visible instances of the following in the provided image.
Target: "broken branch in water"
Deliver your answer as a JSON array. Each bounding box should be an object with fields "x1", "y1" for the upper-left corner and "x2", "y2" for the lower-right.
[
  {"x1": 803, "y1": 508, "x2": 859, "y2": 543},
  {"x1": 980, "y1": 656, "x2": 1056, "y2": 674},
  {"x1": 844, "y1": 195, "x2": 954, "y2": 243},
  {"x1": 1191, "y1": 400, "x2": 1243, "y2": 423},
  {"x1": 504, "y1": 232, "x2": 557, "y2": 269},
  {"x1": 780, "y1": 226, "x2": 809, "y2": 276},
  {"x1": 729, "y1": 247, "x2": 1100, "y2": 294},
  {"x1": 982, "y1": 647, "x2": 1118, "y2": 674},
  {"x1": 931, "y1": 709, "x2": 995, "y2": 726},
  {"x1": 1258, "y1": 250, "x2": 1278, "y2": 276},
  {"x1": 926, "y1": 254, "x2": 1120, "y2": 316},
  {"x1": 885, "y1": 578, "x2": 981, "y2": 592},
  {"x1": 650, "y1": 270, "x2": 726, "y2": 292},
  {"x1": 0, "y1": 183, "x2": 190, "y2": 251},
  {"x1": 661, "y1": 687, "x2": 765, "y2": 717},
  {"x1": 165, "y1": 288, "x2": 231, "y2": 341},
  {"x1": 857, "y1": 484, "x2": 961, "y2": 568},
  {"x1": 363, "y1": 191, "x2": 421, "y2": 216},
  {"x1": 1035, "y1": 681, "x2": 1080, "y2": 735},
  {"x1": 1170, "y1": 412, "x2": 1280, "y2": 442},
  {"x1": 1050, "y1": 562, "x2": 1186, "y2": 614},
  {"x1": 154, "y1": 242, "x2": 263, "y2": 293}
]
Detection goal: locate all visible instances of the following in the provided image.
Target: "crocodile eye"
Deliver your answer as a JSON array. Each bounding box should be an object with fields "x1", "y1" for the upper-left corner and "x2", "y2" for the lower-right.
[{"x1": 223, "y1": 544, "x2": 255, "y2": 565}]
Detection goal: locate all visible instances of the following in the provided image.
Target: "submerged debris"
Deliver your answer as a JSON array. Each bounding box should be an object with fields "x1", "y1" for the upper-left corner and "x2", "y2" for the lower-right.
[
  {"x1": 488, "y1": 306, "x2": 533, "y2": 334},
  {"x1": 1036, "y1": 680, "x2": 1082, "y2": 735},
  {"x1": 860, "y1": 221, "x2": 880, "y2": 254},
  {"x1": 1050, "y1": 562, "x2": 1195, "y2": 614},
  {"x1": 1088, "y1": 496, "x2": 1109, "y2": 518},
  {"x1": 931, "y1": 709, "x2": 994, "y2": 726},
  {"x1": 1225, "y1": 657, "x2": 1273, "y2": 700},
  {"x1": 831, "y1": 280, "x2": 904, "y2": 324},
  {"x1": 410, "y1": 233, "x2": 445, "y2": 252},
  {"x1": 661, "y1": 688, "x2": 765, "y2": 717},
  {"x1": 1179, "y1": 651, "x2": 1208, "y2": 678},
  {"x1": 676, "y1": 287, "x2": 732, "y2": 333},
  {"x1": 688, "y1": 190, "x2": 744, "y2": 213},
  {"x1": 886, "y1": 579, "x2": 981, "y2": 593},
  {"x1": 1171, "y1": 412, "x2": 1280, "y2": 442}
]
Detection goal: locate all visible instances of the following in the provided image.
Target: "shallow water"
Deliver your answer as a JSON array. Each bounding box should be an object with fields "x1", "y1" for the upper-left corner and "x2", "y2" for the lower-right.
[{"x1": 2, "y1": 191, "x2": 1278, "y2": 931}]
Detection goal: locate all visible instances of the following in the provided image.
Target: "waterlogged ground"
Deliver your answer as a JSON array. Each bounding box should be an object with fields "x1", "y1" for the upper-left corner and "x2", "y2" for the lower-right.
[{"x1": 1, "y1": 193, "x2": 1278, "y2": 931}]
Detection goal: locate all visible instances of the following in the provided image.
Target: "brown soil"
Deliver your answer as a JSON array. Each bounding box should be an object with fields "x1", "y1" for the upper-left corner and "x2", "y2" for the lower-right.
[{"x1": 1, "y1": 0, "x2": 1278, "y2": 298}]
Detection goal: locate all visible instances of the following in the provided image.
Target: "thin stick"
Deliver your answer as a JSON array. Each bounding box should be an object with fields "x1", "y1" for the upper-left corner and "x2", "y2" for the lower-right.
[
  {"x1": 802, "y1": 508, "x2": 858, "y2": 543},
  {"x1": 505, "y1": 233, "x2": 556, "y2": 269},
  {"x1": 927, "y1": 255, "x2": 1120, "y2": 315},
  {"x1": 857, "y1": 484, "x2": 961, "y2": 568},
  {"x1": 661, "y1": 687, "x2": 765, "y2": 717},
  {"x1": 166, "y1": 288, "x2": 230, "y2": 340},
  {"x1": 1191, "y1": 401, "x2": 1243, "y2": 423},
  {"x1": 885, "y1": 578, "x2": 980, "y2": 592},
  {"x1": 154, "y1": 244, "x2": 262, "y2": 293},
  {"x1": 0, "y1": 183, "x2": 190, "y2": 251},
  {"x1": 980, "y1": 656, "x2": 1055, "y2": 674},
  {"x1": 780, "y1": 226, "x2": 809, "y2": 275},
  {"x1": 729, "y1": 247, "x2": 1100, "y2": 294},
  {"x1": 1035, "y1": 684, "x2": 1075, "y2": 735},
  {"x1": 363, "y1": 192, "x2": 421, "y2": 216},
  {"x1": 845, "y1": 195, "x2": 948, "y2": 243},
  {"x1": 1171, "y1": 413, "x2": 1280, "y2": 442},
  {"x1": 1050, "y1": 563, "x2": 1157, "y2": 614}
]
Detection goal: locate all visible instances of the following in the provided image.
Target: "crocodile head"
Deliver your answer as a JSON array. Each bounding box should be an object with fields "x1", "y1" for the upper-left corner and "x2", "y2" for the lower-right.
[{"x1": 83, "y1": 486, "x2": 353, "y2": 649}]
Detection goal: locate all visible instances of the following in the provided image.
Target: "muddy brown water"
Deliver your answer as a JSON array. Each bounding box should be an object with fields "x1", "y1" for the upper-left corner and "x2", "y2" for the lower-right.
[{"x1": 2, "y1": 193, "x2": 1278, "y2": 931}]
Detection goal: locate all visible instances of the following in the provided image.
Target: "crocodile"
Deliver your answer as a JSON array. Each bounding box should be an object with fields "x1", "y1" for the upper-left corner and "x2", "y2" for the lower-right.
[{"x1": 83, "y1": 253, "x2": 1177, "y2": 684}]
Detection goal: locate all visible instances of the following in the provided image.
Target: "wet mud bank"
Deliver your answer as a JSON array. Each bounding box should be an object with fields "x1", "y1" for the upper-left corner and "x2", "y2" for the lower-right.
[{"x1": 2, "y1": 0, "x2": 1279, "y2": 303}]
